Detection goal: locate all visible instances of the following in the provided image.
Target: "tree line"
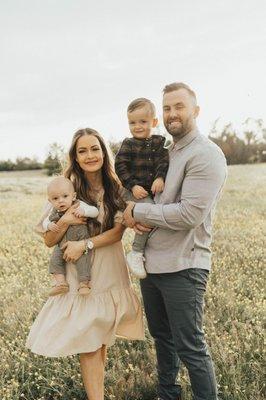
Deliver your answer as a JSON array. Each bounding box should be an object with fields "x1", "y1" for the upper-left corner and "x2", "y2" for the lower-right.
[
  {"x1": 1, "y1": 118, "x2": 265, "y2": 174},
  {"x1": 208, "y1": 118, "x2": 266, "y2": 164}
]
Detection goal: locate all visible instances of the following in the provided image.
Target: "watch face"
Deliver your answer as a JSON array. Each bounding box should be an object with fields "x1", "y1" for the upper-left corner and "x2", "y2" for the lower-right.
[{"x1": 87, "y1": 240, "x2": 94, "y2": 250}]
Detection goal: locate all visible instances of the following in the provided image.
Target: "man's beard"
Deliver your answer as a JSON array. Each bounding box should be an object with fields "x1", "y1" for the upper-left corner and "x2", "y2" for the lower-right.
[{"x1": 165, "y1": 118, "x2": 191, "y2": 139}]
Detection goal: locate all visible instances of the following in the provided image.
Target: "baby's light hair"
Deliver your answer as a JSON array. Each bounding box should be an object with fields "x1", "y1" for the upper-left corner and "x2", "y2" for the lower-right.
[
  {"x1": 127, "y1": 98, "x2": 156, "y2": 117},
  {"x1": 47, "y1": 176, "x2": 74, "y2": 196}
]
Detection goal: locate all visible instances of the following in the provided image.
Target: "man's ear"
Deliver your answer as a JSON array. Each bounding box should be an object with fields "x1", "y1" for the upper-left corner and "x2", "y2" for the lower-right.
[
  {"x1": 194, "y1": 105, "x2": 200, "y2": 118},
  {"x1": 152, "y1": 118, "x2": 158, "y2": 128}
]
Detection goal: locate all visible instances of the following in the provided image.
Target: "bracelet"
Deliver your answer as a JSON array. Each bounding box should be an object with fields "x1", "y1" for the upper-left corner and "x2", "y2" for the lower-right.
[{"x1": 83, "y1": 239, "x2": 88, "y2": 255}]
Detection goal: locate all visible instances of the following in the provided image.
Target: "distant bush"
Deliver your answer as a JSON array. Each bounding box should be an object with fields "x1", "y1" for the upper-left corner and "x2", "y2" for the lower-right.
[
  {"x1": 0, "y1": 157, "x2": 42, "y2": 171},
  {"x1": 14, "y1": 157, "x2": 43, "y2": 171}
]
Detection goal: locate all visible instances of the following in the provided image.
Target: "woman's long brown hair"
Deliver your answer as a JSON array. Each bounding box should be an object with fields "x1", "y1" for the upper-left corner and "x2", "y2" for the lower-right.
[{"x1": 64, "y1": 128, "x2": 125, "y2": 233}]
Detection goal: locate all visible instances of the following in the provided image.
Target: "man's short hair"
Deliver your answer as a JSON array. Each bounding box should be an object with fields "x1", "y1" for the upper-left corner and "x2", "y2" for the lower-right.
[
  {"x1": 163, "y1": 82, "x2": 197, "y2": 102},
  {"x1": 127, "y1": 98, "x2": 156, "y2": 117}
]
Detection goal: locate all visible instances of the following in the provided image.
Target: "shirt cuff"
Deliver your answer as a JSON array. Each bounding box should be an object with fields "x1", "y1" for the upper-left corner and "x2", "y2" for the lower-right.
[{"x1": 133, "y1": 203, "x2": 153, "y2": 222}]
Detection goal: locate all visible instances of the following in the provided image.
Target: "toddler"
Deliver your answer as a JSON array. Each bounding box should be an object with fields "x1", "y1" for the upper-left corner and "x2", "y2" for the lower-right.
[
  {"x1": 115, "y1": 98, "x2": 169, "y2": 278},
  {"x1": 43, "y1": 176, "x2": 99, "y2": 296}
]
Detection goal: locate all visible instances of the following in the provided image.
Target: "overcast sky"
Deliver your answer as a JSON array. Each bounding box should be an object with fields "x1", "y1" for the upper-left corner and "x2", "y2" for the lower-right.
[{"x1": 0, "y1": 0, "x2": 265, "y2": 161}]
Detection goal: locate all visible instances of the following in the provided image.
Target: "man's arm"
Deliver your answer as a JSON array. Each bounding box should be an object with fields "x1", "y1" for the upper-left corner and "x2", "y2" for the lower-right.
[{"x1": 134, "y1": 151, "x2": 227, "y2": 231}]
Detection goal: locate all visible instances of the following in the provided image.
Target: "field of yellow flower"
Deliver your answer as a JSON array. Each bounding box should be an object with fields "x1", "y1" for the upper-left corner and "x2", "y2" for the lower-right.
[{"x1": 0, "y1": 165, "x2": 265, "y2": 400}]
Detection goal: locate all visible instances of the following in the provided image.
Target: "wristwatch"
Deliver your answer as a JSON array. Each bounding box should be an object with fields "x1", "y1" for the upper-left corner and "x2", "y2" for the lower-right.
[{"x1": 84, "y1": 239, "x2": 94, "y2": 254}]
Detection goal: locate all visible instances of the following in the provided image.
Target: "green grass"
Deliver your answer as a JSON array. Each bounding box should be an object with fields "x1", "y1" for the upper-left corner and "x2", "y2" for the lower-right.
[{"x1": 0, "y1": 164, "x2": 265, "y2": 400}]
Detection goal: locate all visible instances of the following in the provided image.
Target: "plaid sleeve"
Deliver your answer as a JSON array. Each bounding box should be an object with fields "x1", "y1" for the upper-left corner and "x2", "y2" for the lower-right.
[
  {"x1": 154, "y1": 137, "x2": 169, "y2": 181},
  {"x1": 115, "y1": 139, "x2": 137, "y2": 190}
]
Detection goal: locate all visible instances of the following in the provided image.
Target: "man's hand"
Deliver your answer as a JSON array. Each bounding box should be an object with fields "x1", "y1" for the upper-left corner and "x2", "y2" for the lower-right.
[
  {"x1": 47, "y1": 222, "x2": 60, "y2": 233},
  {"x1": 132, "y1": 185, "x2": 149, "y2": 200},
  {"x1": 133, "y1": 223, "x2": 153, "y2": 235},
  {"x1": 123, "y1": 202, "x2": 154, "y2": 235},
  {"x1": 123, "y1": 201, "x2": 136, "y2": 228},
  {"x1": 151, "y1": 177, "x2": 165, "y2": 194}
]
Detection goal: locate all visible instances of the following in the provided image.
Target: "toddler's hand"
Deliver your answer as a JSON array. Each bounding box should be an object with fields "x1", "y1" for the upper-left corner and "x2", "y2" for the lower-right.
[
  {"x1": 132, "y1": 185, "x2": 149, "y2": 200},
  {"x1": 73, "y1": 208, "x2": 85, "y2": 218},
  {"x1": 48, "y1": 222, "x2": 60, "y2": 233},
  {"x1": 151, "y1": 177, "x2": 165, "y2": 194}
]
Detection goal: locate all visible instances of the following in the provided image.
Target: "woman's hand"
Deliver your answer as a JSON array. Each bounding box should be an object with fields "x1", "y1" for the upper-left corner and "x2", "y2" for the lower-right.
[
  {"x1": 61, "y1": 240, "x2": 86, "y2": 263},
  {"x1": 61, "y1": 203, "x2": 87, "y2": 226}
]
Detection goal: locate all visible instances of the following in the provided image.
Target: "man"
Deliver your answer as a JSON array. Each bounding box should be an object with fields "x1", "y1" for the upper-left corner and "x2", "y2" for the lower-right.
[{"x1": 123, "y1": 82, "x2": 227, "y2": 400}]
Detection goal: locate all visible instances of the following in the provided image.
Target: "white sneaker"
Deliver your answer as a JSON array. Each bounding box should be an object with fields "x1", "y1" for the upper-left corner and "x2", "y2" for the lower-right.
[{"x1": 127, "y1": 251, "x2": 147, "y2": 279}]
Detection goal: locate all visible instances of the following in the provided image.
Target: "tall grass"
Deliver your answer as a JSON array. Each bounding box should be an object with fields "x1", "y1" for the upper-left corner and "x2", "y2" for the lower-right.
[{"x1": 0, "y1": 165, "x2": 265, "y2": 399}]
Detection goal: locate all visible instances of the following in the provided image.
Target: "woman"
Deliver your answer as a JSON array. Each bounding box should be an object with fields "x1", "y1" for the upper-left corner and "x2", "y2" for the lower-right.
[{"x1": 26, "y1": 128, "x2": 144, "y2": 400}]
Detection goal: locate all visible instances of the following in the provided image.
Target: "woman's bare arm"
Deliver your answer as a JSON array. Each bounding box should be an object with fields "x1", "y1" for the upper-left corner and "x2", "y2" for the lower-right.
[
  {"x1": 44, "y1": 218, "x2": 70, "y2": 247},
  {"x1": 44, "y1": 203, "x2": 87, "y2": 247},
  {"x1": 61, "y1": 223, "x2": 126, "y2": 263},
  {"x1": 90, "y1": 222, "x2": 125, "y2": 249}
]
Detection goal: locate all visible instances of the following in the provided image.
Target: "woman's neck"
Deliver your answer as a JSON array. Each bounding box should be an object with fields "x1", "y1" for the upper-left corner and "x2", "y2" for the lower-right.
[{"x1": 85, "y1": 170, "x2": 103, "y2": 191}]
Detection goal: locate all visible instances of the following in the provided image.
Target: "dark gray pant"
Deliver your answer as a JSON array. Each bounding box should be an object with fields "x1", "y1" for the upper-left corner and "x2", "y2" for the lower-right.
[
  {"x1": 49, "y1": 224, "x2": 91, "y2": 282},
  {"x1": 124, "y1": 190, "x2": 154, "y2": 253},
  {"x1": 49, "y1": 245, "x2": 91, "y2": 282},
  {"x1": 140, "y1": 268, "x2": 218, "y2": 400}
]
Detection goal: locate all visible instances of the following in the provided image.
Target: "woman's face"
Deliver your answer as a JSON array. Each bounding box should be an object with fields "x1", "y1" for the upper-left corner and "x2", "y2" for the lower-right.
[{"x1": 75, "y1": 134, "x2": 104, "y2": 173}]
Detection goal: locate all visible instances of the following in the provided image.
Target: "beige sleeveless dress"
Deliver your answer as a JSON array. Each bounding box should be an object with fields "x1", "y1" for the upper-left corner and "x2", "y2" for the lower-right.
[{"x1": 26, "y1": 200, "x2": 144, "y2": 357}]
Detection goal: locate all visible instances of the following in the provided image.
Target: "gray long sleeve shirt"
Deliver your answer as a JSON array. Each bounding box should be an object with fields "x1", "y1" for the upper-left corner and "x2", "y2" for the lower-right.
[{"x1": 133, "y1": 128, "x2": 227, "y2": 273}]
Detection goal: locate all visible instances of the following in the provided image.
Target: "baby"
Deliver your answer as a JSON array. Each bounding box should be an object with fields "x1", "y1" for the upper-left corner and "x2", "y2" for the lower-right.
[
  {"x1": 115, "y1": 98, "x2": 169, "y2": 278},
  {"x1": 43, "y1": 176, "x2": 99, "y2": 296}
]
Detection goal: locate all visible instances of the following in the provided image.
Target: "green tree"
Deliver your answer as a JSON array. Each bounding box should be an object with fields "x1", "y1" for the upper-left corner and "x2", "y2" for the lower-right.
[
  {"x1": 43, "y1": 143, "x2": 65, "y2": 176},
  {"x1": 109, "y1": 140, "x2": 122, "y2": 156},
  {"x1": 209, "y1": 118, "x2": 266, "y2": 165},
  {"x1": 0, "y1": 159, "x2": 15, "y2": 171}
]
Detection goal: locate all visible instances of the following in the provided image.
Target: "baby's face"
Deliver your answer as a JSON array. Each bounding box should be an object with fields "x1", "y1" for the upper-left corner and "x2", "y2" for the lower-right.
[
  {"x1": 128, "y1": 105, "x2": 157, "y2": 140},
  {"x1": 48, "y1": 184, "x2": 75, "y2": 212}
]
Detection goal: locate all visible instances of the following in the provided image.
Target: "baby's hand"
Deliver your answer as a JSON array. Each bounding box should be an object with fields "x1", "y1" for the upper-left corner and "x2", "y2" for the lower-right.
[
  {"x1": 132, "y1": 185, "x2": 149, "y2": 200},
  {"x1": 73, "y1": 208, "x2": 85, "y2": 218},
  {"x1": 48, "y1": 222, "x2": 60, "y2": 233},
  {"x1": 151, "y1": 177, "x2": 165, "y2": 194}
]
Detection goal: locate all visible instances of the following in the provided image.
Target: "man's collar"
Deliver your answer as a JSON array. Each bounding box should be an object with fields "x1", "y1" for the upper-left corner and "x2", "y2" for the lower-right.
[{"x1": 168, "y1": 128, "x2": 199, "y2": 151}]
